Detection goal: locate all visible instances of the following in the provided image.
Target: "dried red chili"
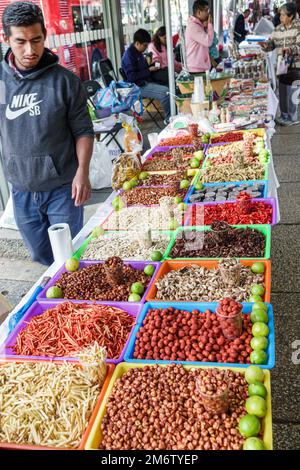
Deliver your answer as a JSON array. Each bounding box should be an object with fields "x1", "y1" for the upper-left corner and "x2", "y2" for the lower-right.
[
  {"x1": 192, "y1": 200, "x2": 273, "y2": 225},
  {"x1": 12, "y1": 302, "x2": 135, "y2": 359}
]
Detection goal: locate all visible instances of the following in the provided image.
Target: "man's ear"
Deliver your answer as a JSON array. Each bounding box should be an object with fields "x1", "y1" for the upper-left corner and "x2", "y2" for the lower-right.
[{"x1": 3, "y1": 35, "x2": 10, "y2": 46}]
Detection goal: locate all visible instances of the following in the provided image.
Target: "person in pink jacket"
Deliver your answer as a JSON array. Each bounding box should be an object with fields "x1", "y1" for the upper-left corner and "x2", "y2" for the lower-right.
[
  {"x1": 148, "y1": 26, "x2": 182, "y2": 73},
  {"x1": 185, "y1": 0, "x2": 214, "y2": 73}
]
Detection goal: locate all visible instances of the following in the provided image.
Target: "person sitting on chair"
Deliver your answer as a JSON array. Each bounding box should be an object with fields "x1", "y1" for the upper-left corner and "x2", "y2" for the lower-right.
[
  {"x1": 148, "y1": 26, "x2": 182, "y2": 73},
  {"x1": 121, "y1": 28, "x2": 171, "y2": 120},
  {"x1": 234, "y1": 9, "x2": 251, "y2": 43}
]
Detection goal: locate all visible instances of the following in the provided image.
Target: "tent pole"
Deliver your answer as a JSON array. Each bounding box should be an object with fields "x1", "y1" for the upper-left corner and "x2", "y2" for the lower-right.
[{"x1": 164, "y1": 0, "x2": 177, "y2": 117}]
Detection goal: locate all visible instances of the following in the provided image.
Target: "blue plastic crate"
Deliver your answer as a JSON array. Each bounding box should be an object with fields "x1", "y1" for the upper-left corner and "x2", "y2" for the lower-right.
[
  {"x1": 184, "y1": 180, "x2": 268, "y2": 204},
  {"x1": 124, "y1": 301, "x2": 275, "y2": 369}
]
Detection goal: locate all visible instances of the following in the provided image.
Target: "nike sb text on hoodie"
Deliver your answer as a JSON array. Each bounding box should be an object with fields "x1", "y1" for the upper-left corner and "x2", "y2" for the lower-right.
[{"x1": 0, "y1": 49, "x2": 94, "y2": 192}]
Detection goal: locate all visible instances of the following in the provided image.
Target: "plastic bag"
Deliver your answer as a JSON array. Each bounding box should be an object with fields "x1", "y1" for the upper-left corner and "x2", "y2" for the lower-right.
[
  {"x1": 276, "y1": 55, "x2": 290, "y2": 76},
  {"x1": 95, "y1": 80, "x2": 143, "y2": 115},
  {"x1": 89, "y1": 139, "x2": 113, "y2": 189},
  {"x1": 111, "y1": 152, "x2": 141, "y2": 190},
  {"x1": 0, "y1": 195, "x2": 18, "y2": 230}
]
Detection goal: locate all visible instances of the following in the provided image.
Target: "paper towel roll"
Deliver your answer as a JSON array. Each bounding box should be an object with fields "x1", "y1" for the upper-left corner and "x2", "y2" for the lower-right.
[{"x1": 48, "y1": 223, "x2": 74, "y2": 266}]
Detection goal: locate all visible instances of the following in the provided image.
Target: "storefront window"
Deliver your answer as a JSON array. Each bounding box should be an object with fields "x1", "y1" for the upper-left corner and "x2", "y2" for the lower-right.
[
  {"x1": 120, "y1": 0, "x2": 162, "y2": 47},
  {"x1": 0, "y1": 0, "x2": 113, "y2": 81}
]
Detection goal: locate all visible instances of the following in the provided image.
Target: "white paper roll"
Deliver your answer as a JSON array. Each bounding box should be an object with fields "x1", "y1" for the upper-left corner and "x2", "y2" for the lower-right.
[{"x1": 48, "y1": 223, "x2": 74, "y2": 266}]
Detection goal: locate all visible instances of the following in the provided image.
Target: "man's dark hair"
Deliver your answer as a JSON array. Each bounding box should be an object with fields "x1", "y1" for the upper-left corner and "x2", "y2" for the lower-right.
[
  {"x1": 244, "y1": 8, "x2": 251, "y2": 15},
  {"x1": 2, "y1": 1, "x2": 46, "y2": 37},
  {"x1": 133, "y1": 28, "x2": 151, "y2": 44},
  {"x1": 193, "y1": 0, "x2": 209, "y2": 16}
]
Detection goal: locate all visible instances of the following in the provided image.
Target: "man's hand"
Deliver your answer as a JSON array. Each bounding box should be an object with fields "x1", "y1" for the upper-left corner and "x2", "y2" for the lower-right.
[
  {"x1": 72, "y1": 169, "x2": 91, "y2": 207},
  {"x1": 149, "y1": 66, "x2": 160, "y2": 72}
]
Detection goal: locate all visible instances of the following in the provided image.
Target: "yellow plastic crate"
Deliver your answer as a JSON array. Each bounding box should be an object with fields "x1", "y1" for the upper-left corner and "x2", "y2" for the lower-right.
[{"x1": 85, "y1": 362, "x2": 273, "y2": 451}]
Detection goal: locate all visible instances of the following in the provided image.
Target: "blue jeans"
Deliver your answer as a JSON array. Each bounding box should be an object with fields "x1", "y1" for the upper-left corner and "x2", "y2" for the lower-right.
[
  {"x1": 140, "y1": 82, "x2": 171, "y2": 118},
  {"x1": 12, "y1": 185, "x2": 83, "y2": 266}
]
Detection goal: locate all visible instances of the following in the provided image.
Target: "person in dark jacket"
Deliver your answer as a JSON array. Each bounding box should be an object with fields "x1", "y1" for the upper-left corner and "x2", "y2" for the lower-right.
[
  {"x1": 234, "y1": 9, "x2": 251, "y2": 43},
  {"x1": 121, "y1": 28, "x2": 170, "y2": 119},
  {"x1": 0, "y1": 2, "x2": 94, "y2": 265},
  {"x1": 273, "y1": 7, "x2": 281, "y2": 27}
]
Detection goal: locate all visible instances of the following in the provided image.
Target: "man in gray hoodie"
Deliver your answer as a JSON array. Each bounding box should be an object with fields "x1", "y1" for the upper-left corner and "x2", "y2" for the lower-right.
[{"x1": 0, "y1": 2, "x2": 94, "y2": 265}]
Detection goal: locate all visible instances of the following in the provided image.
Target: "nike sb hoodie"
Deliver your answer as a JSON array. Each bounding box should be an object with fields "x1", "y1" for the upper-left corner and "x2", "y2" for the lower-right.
[{"x1": 0, "y1": 48, "x2": 94, "y2": 192}]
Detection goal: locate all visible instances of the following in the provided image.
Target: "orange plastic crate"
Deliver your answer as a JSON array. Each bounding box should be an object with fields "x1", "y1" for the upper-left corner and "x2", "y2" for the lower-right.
[
  {"x1": 146, "y1": 259, "x2": 271, "y2": 303},
  {"x1": 0, "y1": 358, "x2": 115, "y2": 451}
]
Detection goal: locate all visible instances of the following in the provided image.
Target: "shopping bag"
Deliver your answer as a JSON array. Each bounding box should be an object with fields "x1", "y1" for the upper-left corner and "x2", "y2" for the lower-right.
[
  {"x1": 276, "y1": 55, "x2": 289, "y2": 76},
  {"x1": 89, "y1": 139, "x2": 113, "y2": 189}
]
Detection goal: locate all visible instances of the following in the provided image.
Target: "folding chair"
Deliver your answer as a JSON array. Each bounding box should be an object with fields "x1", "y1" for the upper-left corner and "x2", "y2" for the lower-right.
[
  {"x1": 98, "y1": 58, "x2": 119, "y2": 87},
  {"x1": 119, "y1": 67, "x2": 164, "y2": 129},
  {"x1": 82, "y1": 80, "x2": 124, "y2": 154}
]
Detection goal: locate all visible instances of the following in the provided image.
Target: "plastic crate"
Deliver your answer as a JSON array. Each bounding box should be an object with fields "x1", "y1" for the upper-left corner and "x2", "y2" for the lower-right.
[
  {"x1": 85, "y1": 362, "x2": 273, "y2": 450},
  {"x1": 184, "y1": 180, "x2": 269, "y2": 204},
  {"x1": 73, "y1": 230, "x2": 173, "y2": 262},
  {"x1": 0, "y1": 358, "x2": 115, "y2": 450},
  {"x1": 146, "y1": 259, "x2": 271, "y2": 303},
  {"x1": 164, "y1": 225, "x2": 271, "y2": 260},
  {"x1": 37, "y1": 260, "x2": 160, "y2": 304},
  {"x1": 184, "y1": 198, "x2": 277, "y2": 226},
  {"x1": 1, "y1": 300, "x2": 144, "y2": 364},
  {"x1": 124, "y1": 301, "x2": 275, "y2": 369}
]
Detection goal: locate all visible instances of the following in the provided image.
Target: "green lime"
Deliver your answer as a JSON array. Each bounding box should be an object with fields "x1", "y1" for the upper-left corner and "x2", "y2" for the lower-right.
[
  {"x1": 151, "y1": 251, "x2": 163, "y2": 262},
  {"x1": 248, "y1": 382, "x2": 268, "y2": 399},
  {"x1": 251, "y1": 284, "x2": 265, "y2": 297},
  {"x1": 246, "y1": 396, "x2": 267, "y2": 418},
  {"x1": 249, "y1": 294, "x2": 263, "y2": 303},
  {"x1": 251, "y1": 262, "x2": 265, "y2": 274},
  {"x1": 188, "y1": 169, "x2": 198, "y2": 176},
  {"x1": 123, "y1": 181, "x2": 133, "y2": 191},
  {"x1": 250, "y1": 337, "x2": 269, "y2": 351},
  {"x1": 65, "y1": 258, "x2": 80, "y2": 272},
  {"x1": 114, "y1": 198, "x2": 125, "y2": 211},
  {"x1": 250, "y1": 309, "x2": 268, "y2": 324},
  {"x1": 169, "y1": 219, "x2": 179, "y2": 230},
  {"x1": 130, "y1": 178, "x2": 139, "y2": 188},
  {"x1": 131, "y1": 282, "x2": 144, "y2": 295},
  {"x1": 245, "y1": 366, "x2": 265, "y2": 384},
  {"x1": 174, "y1": 196, "x2": 182, "y2": 204},
  {"x1": 195, "y1": 182, "x2": 204, "y2": 191},
  {"x1": 238, "y1": 414, "x2": 261, "y2": 438},
  {"x1": 46, "y1": 286, "x2": 63, "y2": 299},
  {"x1": 91, "y1": 226, "x2": 105, "y2": 239},
  {"x1": 178, "y1": 203, "x2": 187, "y2": 212},
  {"x1": 252, "y1": 302, "x2": 268, "y2": 312},
  {"x1": 243, "y1": 437, "x2": 265, "y2": 450},
  {"x1": 144, "y1": 264, "x2": 156, "y2": 276},
  {"x1": 194, "y1": 150, "x2": 204, "y2": 160},
  {"x1": 139, "y1": 172, "x2": 149, "y2": 180},
  {"x1": 190, "y1": 158, "x2": 200, "y2": 169},
  {"x1": 180, "y1": 180, "x2": 190, "y2": 189},
  {"x1": 112, "y1": 196, "x2": 120, "y2": 208},
  {"x1": 250, "y1": 350, "x2": 268, "y2": 365},
  {"x1": 128, "y1": 293, "x2": 142, "y2": 302},
  {"x1": 252, "y1": 322, "x2": 269, "y2": 338}
]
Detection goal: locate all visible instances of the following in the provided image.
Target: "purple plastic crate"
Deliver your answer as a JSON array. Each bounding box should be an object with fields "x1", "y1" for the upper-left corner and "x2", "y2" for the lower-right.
[
  {"x1": 184, "y1": 198, "x2": 278, "y2": 226},
  {"x1": 1, "y1": 300, "x2": 144, "y2": 364},
  {"x1": 145, "y1": 144, "x2": 206, "y2": 161},
  {"x1": 37, "y1": 260, "x2": 161, "y2": 303},
  {"x1": 117, "y1": 185, "x2": 189, "y2": 206}
]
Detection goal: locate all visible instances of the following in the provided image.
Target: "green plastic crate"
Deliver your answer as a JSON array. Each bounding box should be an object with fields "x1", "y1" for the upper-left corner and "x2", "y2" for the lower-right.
[
  {"x1": 164, "y1": 224, "x2": 271, "y2": 260},
  {"x1": 72, "y1": 230, "x2": 173, "y2": 261}
]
